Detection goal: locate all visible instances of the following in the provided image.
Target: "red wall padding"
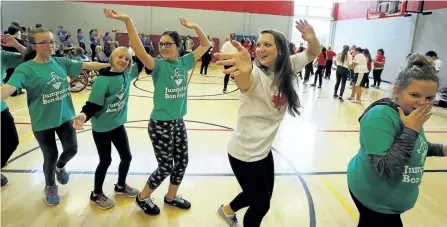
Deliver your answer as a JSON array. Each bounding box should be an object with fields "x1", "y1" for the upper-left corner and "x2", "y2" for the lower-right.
[{"x1": 76, "y1": 0, "x2": 294, "y2": 16}]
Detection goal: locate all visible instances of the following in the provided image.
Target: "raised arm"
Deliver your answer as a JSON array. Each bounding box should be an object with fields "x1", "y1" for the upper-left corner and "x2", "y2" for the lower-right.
[
  {"x1": 82, "y1": 62, "x2": 110, "y2": 70},
  {"x1": 1, "y1": 34, "x2": 27, "y2": 56},
  {"x1": 104, "y1": 9, "x2": 155, "y2": 70},
  {"x1": 179, "y1": 18, "x2": 211, "y2": 61},
  {"x1": 295, "y1": 20, "x2": 320, "y2": 64},
  {"x1": 214, "y1": 40, "x2": 253, "y2": 90}
]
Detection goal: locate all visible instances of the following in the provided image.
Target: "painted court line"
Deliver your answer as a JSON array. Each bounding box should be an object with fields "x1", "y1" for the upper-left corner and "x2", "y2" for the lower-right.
[
  {"x1": 13, "y1": 122, "x2": 447, "y2": 133},
  {"x1": 320, "y1": 176, "x2": 359, "y2": 222}
]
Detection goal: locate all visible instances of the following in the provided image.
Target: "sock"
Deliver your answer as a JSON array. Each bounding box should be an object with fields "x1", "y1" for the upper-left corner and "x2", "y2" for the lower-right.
[
  {"x1": 55, "y1": 167, "x2": 62, "y2": 172},
  {"x1": 223, "y1": 206, "x2": 234, "y2": 217},
  {"x1": 116, "y1": 184, "x2": 124, "y2": 189},
  {"x1": 165, "y1": 195, "x2": 174, "y2": 202}
]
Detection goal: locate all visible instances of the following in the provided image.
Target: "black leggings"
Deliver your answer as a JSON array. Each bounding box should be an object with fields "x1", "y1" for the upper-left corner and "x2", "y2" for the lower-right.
[
  {"x1": 223, "y1": 65, "x2": 232, "y2": 91},
  {"x1": 349, "y1": 189, "x2": 403, "y2": 227},
  {"x1": 92, "y1": 125, "x2": 132, "y2": 194},
  {"x1": 325, "y1": 59, "x2": 333, "y2": 78},
  {"x1": 147, "y1": 118, "x2": 188, "y2": 190},
  {"x1": 304, "y1": 61, "x2": 314, "y2": 81},
  {"x1": 313, "y1": 65, "x2": 325, "y2": 86},
  {"x1": 373, "y1": 69, "x2": 383, "y2": 87},
  {"x1": 1, "y1": 108, "x2": 19, "y2": 168},
  {"x1": 229, "y1": 151, "x2": 274, "y2": 227},
  {"x1": 360, "y1": 71, "x2": 371, "y2": 87},
  {"x1": 200, "y1": 53, "x2": 211, "y2": 75},
  {"x1": 33, "y1": 120, "x2": 78, "y2": 186},
  {"x1": 334, "y1": 66, "x2": 349, "y2": 97}
]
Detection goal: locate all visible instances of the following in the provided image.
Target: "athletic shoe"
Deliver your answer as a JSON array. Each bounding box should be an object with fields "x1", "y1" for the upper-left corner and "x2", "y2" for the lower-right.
[
  {"x1": 164, "y1": 195, "x2": 191, "y2": 210},
  {"x1": 90, "y1": 192, "x2": 114, "y2": 209},
  {"x1": 217, "y1": 205, "x2": 241, "y2": 227},
  {"x1": 44, "y1": 185, "x2": 60, "y2": 206},
  {"x1": 114, "y1": 184, "x2": 139, "y2": 197},
  {"x1": 56, "y1": 167, "x2": 69, "y2": 185},
  {"x1": 136, "y1": 194, "x2": 160, "y2": 215},
  {"x1": 1, "y1": 174, "x2": 8, "y2": 187}
]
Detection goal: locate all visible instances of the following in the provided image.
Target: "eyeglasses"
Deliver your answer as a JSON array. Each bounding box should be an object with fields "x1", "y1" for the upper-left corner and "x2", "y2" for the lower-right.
[
  {"x1": 158, "y1": 42, "x2": 175, "y2": 48},
  {"x1": 34, "y1": 41, "x2": 56, "y2": 45}
]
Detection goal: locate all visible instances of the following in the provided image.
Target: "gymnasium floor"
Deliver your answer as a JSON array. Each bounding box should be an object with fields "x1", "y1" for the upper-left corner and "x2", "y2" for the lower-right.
[{"x1": 1, "y1": 63, "x2": 447, "y2": 227}]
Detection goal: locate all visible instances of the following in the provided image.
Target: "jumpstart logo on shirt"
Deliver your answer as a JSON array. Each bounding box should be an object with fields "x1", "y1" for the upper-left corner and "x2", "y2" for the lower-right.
[
  {"x1": 402, "y1": 136, "x2": 428, "y2": 184},
  {"x1": 42, "y1": 72, "x2": 71, "y2": 105},
  {"x1": 165, "y1": 68, "x2": 187, "y2": 99}
]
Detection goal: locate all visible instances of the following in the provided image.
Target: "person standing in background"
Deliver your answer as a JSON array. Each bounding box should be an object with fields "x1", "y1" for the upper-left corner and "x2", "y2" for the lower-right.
[
  {"x1": 425, "y1": 51, "x2": 442, "y2": 75},
  {"x1": 372, "y1": 48, "x2": 386, "y2": 88},
  {"x1": 220, "y1": 32, "x2": 238, "y2": 93},
  {"x1": 324, "y1": 46, "x2": 336, "y2": 79}
]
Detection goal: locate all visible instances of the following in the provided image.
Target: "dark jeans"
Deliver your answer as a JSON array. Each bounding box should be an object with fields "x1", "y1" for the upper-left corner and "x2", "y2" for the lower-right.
[
  {"x1": 1, "y1": 108, "x2": 19, "y2": 168},
  {"x1": 373, "y1": 69, "x2": 384, "y2": 87},
  {"x1": 92, "y1": 125, "x2": 132, "y2": 194},
  {"x1": 229, "y1": 152, "x2": 274, "y2": 227},
  {"x1": 33, "y1": 120, "x2": 78, "y2": 186}
]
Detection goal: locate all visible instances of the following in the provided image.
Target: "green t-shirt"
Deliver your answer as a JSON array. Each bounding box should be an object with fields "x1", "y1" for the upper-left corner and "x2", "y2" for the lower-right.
[
  {"x1": 7, "y1": 57, "x2": 83, "y2": 131},
  {"x1": 347, "y1": 105, "x2": 429, "y2": 214},
  {"x1": 88, "y1": 64, "x2": 140, "y2": 132},
  {"x1": 150, "y1": 53, "x2": 195, "y2": 120},
  {"x1": 1, "y1": 50, "x2": 23, "y2": 111}
]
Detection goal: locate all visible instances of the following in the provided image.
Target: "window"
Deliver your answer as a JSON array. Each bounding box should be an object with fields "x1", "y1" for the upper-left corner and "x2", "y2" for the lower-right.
[
  {"x1": 307, "y1": 7, "x2": 333, "y2": 18},
  {"x1": 294, "y1": 5, "x2": 306, "y2": 15}
]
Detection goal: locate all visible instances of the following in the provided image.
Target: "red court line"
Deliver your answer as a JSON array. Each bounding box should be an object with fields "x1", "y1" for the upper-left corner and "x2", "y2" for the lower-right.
[{"x1": 14, "y1": 122, "x2": 447, "y2": 133}]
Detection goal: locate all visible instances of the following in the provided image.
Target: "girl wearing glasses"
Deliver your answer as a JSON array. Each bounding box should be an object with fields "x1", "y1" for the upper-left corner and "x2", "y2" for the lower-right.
[
  {"x1": 0, "y1": 28, "x2": 110, "y2": 206},
  {"x1": 104, "y1": 9, "x2": 211, "y2": 215}
]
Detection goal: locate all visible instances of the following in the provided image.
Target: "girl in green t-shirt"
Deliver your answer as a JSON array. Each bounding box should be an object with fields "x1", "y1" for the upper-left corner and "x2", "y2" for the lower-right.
[
  {"x1": 0, "y1": 34, "x2": 27, "y2": 187},
  {"x1": 104, "y1": 8, "x2": 212, "y2": 215},
  {"x1": 1, "y1": 28, "x2": 110, "y2": 206},
  {"x1": 347, "y1": 54, "x2": 446, "y2": 226},
  {"x1": 72, "y1": 47, "x2": 145, "y2": 209}
]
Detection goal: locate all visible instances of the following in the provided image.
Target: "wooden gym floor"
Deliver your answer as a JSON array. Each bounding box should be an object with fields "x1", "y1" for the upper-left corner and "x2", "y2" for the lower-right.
[{"x1": 1, "y1": 63, "x2": 447, "y2": 227}]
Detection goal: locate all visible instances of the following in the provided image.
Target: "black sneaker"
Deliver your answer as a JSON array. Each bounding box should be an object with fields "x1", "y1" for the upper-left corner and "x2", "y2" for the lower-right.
[
  {"x1": 135, "y1": 195, "x2": 160, "y2": 216},
  {"x1": 339, "y1": 97, "x2": 344, "y2": 102},
  {"x1": 164, "y1": 195, "x2": 191, "y2": 210},
  {"x1": 333, "y1": 94, "x2": 338, "y2": 98}
]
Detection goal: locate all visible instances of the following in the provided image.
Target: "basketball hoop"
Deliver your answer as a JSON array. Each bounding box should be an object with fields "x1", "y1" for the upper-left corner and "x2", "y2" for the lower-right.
[{"x1": 366, "y1": 9, "x2": 385, "y2": 20}]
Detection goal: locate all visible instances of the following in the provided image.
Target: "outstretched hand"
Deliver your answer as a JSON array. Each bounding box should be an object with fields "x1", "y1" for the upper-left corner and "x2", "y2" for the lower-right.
[
  {"x1": 214, "y1": 40, "x2": 252, "y2": 78},
  {"x1": 179, "y1": 18, "x2": 199, "y2": 29},
  {"x1": 295, "y1": 19, "x2": 316, "y2": 41},
  {"x1": 1, "y1": 34, "x2": 19, "y2": 47},
  {"x1": 103, "y1": 9, "x2": 130, "y2": 22},
  {"x1": 72, "y1": 113, "x2": 87, "y2": 130}
]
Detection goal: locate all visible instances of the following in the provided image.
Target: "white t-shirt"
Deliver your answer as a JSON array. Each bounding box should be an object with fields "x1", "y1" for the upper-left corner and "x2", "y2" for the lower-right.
[
  {"x1": 228, "y1": 53, "x2": 309, "y2": 162},
  {"x1": 221, "y1": 40, "x2": 238, "y2": 54},
  {"x1": 353, "y1": 53, "x2": 369, "y2": 73},
  {"x1": 335, "y1": 52, "x2": 353, "y2": 69},
  {"x1": 434, "y1": 59, "x2": 442, "y2": 73}
]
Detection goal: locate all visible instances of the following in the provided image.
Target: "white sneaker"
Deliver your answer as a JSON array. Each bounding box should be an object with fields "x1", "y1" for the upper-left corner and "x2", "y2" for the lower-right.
[{"x1": 217, "y1": 205, "x2": 241, "y2": 227}]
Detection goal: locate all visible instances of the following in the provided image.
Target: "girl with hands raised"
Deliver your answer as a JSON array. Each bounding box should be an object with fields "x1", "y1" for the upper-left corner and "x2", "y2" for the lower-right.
[
  {"x1": 104, "y1": 8, "x2": 211, "y2": 216},
  {"x1": 347, "y1": 54, "x2": 446, "y2": 227},
  {"x1": 214, "y1": 20, "x2": 320, "y2": 227}
]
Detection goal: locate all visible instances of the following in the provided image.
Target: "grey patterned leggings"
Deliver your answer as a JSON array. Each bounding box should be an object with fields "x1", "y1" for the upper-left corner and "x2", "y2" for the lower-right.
[{"x1": 147, "y1": 118, "x2": 189, "y2": 190}]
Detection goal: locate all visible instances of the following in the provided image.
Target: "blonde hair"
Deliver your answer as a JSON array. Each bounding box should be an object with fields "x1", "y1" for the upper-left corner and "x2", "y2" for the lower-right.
[{"x1": 109, "y1": 46, "x2": 133, "y2": 73}]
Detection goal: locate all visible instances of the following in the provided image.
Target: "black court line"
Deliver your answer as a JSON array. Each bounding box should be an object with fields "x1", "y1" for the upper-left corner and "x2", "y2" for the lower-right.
[
  {"x1": 129, "y1": 94, "x2": 239, "y2": 101},
  {"x1": 6, "y1": 119, "x2": 233, "y2": 165},
  {"x1": 137, "y1": 76, "x2": 238, "y2": 86},
  {"x1": 133, "y1": 76, "x2": 240, "y2": 98},
  {"x1": 272, "y1": 147, "x2": 316, "y2": 227}
]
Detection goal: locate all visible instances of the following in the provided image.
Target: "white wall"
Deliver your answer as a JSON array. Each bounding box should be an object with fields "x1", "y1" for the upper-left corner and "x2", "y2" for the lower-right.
[
  {"x1": 332, "y1": 8, "x2": 447, "y2": 87},
  {"x1": 1, "y1": 1, "x2": 294, "y2": 49},
  {"x1": 412, "y1": 8, "x2": 447, "y2": 87},
  {"x1": 333, "y1": 16, "x2": 416, "y2": 83}
]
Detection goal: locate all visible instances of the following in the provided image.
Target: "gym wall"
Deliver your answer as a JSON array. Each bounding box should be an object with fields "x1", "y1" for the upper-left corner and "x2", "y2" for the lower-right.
[
  {"x1": 1, "y1": 1, "x2": 294, "y2": 49},
  {"x1": 332, "y1": 0, "x2": 447, "y2": 87}
]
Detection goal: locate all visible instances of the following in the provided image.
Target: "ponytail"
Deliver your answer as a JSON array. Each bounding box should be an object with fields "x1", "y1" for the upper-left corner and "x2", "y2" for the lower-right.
[
  {"x1": 340, "y1": 45, "x2": 349, "y2": 65},
  {"x1": 24, "y1": 46, "x2": 37, "y2": 62}
]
